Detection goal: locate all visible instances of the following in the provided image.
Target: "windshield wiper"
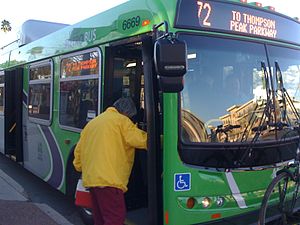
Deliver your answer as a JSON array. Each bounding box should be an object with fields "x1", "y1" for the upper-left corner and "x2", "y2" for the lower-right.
[
  {"x1": 251, "y1": 62, "x2": 277, "y2": 143},
  {"x1": 275, "y1": 61, "x2": 300, "y2": 123},
  {"x1": 275, "y1": 61, "x2": 287, "y2": 122},
  {"x1": 238, "y1": 62, "x2": 300, "y2": 167},
  {"x1": 239, "y1": 62, "x2": 277, "y2": 164},
  {"x1": 240, "y1": 62, "x2": 272, "y2": 143}
]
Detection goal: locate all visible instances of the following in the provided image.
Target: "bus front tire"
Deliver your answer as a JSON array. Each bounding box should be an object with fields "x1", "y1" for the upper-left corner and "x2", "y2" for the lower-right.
[{"x1": 78, "y1": 207, "x2": 94, "y2": 225}]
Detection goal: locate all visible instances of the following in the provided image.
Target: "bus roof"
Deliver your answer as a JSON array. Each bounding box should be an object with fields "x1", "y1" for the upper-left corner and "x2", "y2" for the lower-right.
[{"x1": 19, "y1": 20, "x2": 69, "y2": 46}]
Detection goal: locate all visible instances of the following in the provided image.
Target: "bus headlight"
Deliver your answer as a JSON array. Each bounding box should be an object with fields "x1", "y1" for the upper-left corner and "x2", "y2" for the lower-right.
[
  {"x1": 216, "y1": 197, "x2": 225, "y2": 207},
  {"x1": 201, "y1": 197, "x2": 211, "y2": 208}
]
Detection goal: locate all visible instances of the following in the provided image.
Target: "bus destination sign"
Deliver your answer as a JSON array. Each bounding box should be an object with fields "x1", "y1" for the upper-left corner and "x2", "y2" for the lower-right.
[
  {"x1": 175, "y1": 0, "x2": 300, "y2": 44},
  {"x1": 230, "y1": 10, "x2": 276, "y2": 38}
]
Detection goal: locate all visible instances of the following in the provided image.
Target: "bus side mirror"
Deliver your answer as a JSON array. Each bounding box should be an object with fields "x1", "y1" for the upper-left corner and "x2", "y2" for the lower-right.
[{"x1": 154, "y1": 37, "x2": 187, "y2": 92}]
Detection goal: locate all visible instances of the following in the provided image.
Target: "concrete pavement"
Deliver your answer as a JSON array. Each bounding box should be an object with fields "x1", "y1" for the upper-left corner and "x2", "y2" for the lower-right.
[{"x1": 0, "y1": 169, "x2": 73, "y2": 225}]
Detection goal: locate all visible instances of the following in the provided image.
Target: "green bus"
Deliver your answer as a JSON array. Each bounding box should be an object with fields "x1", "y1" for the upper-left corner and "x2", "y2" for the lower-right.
[{"x1": 1, "y1": 0, "x2": 300, "y2": 224}]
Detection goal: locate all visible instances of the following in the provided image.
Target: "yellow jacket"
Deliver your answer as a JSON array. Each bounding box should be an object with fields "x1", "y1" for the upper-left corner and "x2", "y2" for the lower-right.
[{"x1": 73, "y1": 107, "x2": 147, "y2": 192}]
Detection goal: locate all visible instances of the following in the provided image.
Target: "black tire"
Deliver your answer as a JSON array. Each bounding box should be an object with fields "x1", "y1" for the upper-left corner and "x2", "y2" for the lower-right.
[
  {"x1": 258, "y1": 171, "x2": 296, "y2": 225},
  {"x1": 78, "y1": 207, "x2": 94, "y2": 225}
]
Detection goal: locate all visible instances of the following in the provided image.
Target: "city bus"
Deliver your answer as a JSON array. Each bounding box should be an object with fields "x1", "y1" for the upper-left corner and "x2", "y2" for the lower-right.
[{"x1": 1, "y1": 0, "x2": 300, "y2": 224}]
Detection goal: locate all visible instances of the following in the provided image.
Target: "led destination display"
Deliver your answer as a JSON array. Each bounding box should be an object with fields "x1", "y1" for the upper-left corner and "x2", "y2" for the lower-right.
[{"x1": 175, "y1": 0, "x2": 300, "y2": 44}]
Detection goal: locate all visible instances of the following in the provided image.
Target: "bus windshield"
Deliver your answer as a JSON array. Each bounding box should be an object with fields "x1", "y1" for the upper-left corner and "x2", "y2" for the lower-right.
[{"x1": 180, "y1": 34, "x2": 300, "y2": 144}]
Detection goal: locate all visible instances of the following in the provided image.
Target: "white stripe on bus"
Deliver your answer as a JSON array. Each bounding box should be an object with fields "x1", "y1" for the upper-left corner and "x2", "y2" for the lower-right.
[{"x1": 225, "y1": 172, "x2": 248, "y2": 209}]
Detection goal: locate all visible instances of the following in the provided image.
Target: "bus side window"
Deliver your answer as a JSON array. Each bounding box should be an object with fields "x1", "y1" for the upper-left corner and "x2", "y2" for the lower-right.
[
  {"x1": 59, "y1": 49, "x2": 100, "y2": 130},
  {"x1": 28, "y1": 61, "x2": 52, "y2": 123}
]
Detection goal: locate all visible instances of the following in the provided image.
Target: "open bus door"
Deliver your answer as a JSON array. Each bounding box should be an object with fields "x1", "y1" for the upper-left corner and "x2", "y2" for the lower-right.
[
  {"x1": 101, "y1": 38, "x2": 163, "y2": 225},
  {"x1": 77, "y1": 33, "x2": 185, "y2": 225},
  {"x1": 4, "y1": 68, "x2": 23, "y2": 162}
]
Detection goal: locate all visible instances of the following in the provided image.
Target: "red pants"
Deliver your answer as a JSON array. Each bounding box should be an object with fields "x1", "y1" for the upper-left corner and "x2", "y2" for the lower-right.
[{"x1": 89, "y1": 187, "x2": 126, "y2": 225}]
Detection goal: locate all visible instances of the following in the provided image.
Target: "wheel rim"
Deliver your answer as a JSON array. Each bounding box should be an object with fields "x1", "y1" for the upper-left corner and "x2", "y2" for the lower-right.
[{"x1": 83, "y1": 207, "x2": 92, "y2": 216}]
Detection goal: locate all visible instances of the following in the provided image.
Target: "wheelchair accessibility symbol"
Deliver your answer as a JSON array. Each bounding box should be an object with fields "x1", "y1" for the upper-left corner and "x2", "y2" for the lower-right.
[{"x1": 174, "y1": 173, "x2": 191, "y2": 191}]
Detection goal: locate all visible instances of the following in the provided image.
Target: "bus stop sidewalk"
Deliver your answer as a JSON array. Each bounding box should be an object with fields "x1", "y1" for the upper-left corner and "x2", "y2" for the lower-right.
[{"x1": 0, "y1": 169, "x2": 73, "y2": 225}]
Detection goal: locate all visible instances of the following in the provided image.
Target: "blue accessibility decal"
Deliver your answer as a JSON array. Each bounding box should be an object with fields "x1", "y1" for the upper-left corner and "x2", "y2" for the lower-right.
[{"x1": 174, "y1": 173, "x2": 191, "y2": 191}]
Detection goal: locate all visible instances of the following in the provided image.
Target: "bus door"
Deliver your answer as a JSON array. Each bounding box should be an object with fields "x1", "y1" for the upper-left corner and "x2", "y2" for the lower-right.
[
  {"x1": 104, "y1": 42, "x2": 151, "y2": 221},
  {"x1": 0, "y1": 71, "x2": 4, "y2": 154},
  {"x1": 104, "y1": 37, "x2": 164, "y2": 224},
  {"x1": 4, "y1": 68, "x2": 23, "y2": 162}
]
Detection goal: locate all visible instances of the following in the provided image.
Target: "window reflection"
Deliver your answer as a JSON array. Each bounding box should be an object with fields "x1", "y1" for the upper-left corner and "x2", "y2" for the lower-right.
[
  {"x1": 28, "y1": 62, "x2": 52, "y2": 121},
  {"x1": 59, "y1": 49, "x2": 100, "y2": 130},
  {"x1": 28, "y1": 84, "x2": 51, "y2": 120},
  {"x1": 59, "y1": 79, "x2": 98, "y2": 129},
  {"x1": 30, "y1": 64, "x2": 52, "y2": 80},
  {"x1": 181, "y1": 109, "x2": 208, "y2": 142},
  {"x1": 179, "y1": 35, "x2": 300, "y2": 143},
  {"x1": 267, "y1": 46, "x2": 300, "y2": 122}
]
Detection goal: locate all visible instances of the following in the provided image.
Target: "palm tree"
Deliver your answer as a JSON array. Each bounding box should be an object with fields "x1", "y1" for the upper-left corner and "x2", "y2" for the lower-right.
[{"x1": 1, "y1": 20, "x2": 12, "y2": 33}]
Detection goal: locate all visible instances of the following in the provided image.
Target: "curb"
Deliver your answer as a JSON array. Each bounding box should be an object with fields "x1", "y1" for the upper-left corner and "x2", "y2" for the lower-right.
[
  {"x1": 0, "y1": 169, "x2": 73, "y2": 225},
  {"x1": 0, "y1": 169, "x2": 28, "y2": 198},
  {"x1": 35, "y1": 203, "x2": 73, "y2": 225}
]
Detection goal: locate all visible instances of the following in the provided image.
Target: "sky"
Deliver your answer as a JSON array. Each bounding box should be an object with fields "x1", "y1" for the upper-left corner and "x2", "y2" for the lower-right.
[
  {"x1": 0, "y1": 0, "x2": 128, "y2": 48},
  {"x1": 0, "y1": 0, "x2": 300, "y2": 49}
]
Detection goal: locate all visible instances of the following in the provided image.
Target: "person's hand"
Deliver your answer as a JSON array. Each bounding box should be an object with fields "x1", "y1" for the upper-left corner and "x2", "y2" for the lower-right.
[{"x1": 138, "y1": 122, "x2": 147, "y2": 131}]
